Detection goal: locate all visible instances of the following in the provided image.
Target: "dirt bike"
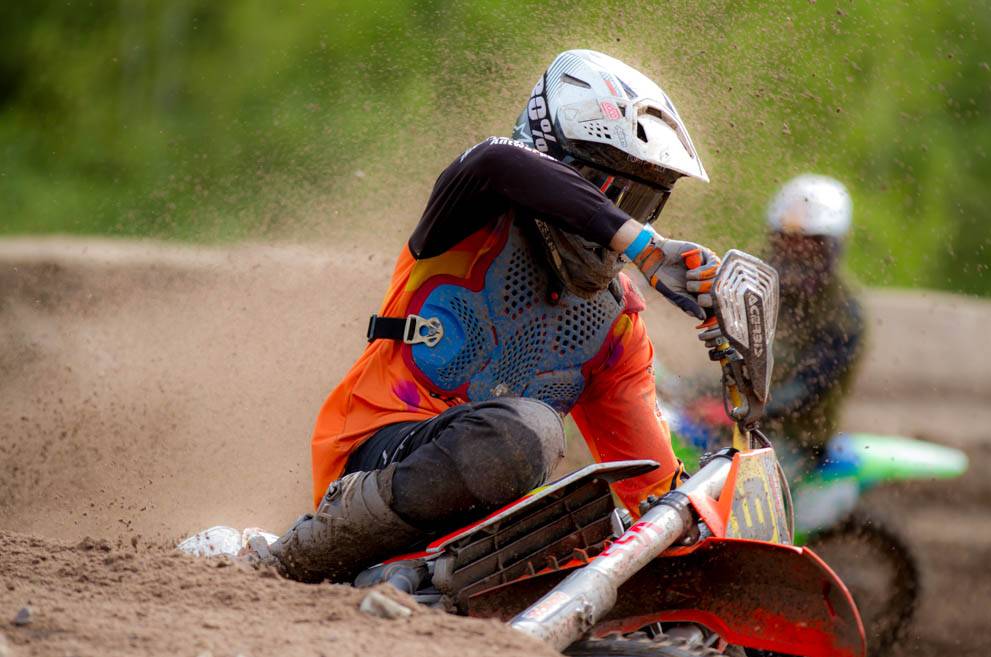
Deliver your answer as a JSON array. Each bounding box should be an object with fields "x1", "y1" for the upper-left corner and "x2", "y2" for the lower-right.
[
  {"x1": 656, "y1": 379, "x2": 968, "y2": 656},
  {"x1": 180, "y1": 250, "x2": 867, "y2": 657}
]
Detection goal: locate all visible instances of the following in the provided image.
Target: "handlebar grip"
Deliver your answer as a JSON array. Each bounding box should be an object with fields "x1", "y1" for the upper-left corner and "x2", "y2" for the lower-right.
[
  {"x1": 682, "y1": 248, "x2": 719, "y2": 329},
  {"x1": 682, "y1": 248, "x2": 703, "y2": 270}
]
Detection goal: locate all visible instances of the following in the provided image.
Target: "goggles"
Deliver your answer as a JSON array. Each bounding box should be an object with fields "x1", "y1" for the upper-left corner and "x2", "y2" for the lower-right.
[{"x1": 572, "y1": 162, "x2": 671, "y2": 224}]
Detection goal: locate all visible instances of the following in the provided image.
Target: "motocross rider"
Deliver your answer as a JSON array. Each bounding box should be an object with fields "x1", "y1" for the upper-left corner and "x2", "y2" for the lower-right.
[
  {"x1": 763, "y1": 175, "x2": 865, "y2": 473},
  {"x1": 251, "y1": 50, "x2": 720, "y2": 584}
]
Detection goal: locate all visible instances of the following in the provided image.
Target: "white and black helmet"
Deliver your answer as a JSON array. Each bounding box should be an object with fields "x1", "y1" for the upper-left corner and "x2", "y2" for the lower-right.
[
  {"x1": 514, "y1": 49, "x2": 708, "y2": 224},
  {"x1": 767, "y1": 174, "x2": 852, "y2": 240}
]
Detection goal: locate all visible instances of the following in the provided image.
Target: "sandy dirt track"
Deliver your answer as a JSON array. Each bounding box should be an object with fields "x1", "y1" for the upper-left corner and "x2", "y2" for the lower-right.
[
  {"x1": 1, "y1": 237, "x2": 989, "y2": 656},
  {"x1": 0, "y1": 532, "x2": 558, "y2": 657}
]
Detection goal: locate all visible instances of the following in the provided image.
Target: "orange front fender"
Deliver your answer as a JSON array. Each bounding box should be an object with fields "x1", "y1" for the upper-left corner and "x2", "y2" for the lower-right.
[{"x1": 596, "y1": 537, "x2": 866, "y2": 657}]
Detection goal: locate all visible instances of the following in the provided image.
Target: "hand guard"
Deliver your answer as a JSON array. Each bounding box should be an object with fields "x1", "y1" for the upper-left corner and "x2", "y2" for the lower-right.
[{"x1": 625, "y1": 226, "x2": 720, "y2": 320}]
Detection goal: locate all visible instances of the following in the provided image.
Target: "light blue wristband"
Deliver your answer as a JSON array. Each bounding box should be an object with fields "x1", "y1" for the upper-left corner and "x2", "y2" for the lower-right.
[{"x1": 623, "y1": 227, "x2": 653, "y2": 261}]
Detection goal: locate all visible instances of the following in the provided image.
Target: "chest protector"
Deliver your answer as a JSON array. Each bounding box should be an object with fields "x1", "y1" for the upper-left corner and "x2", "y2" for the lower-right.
[{"x1": 404, "y1": 218, "x2": 624, "y2": 413}]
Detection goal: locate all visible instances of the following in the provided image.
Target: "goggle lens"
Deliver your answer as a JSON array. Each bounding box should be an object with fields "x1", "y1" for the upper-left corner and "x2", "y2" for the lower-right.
[{"x1": 576, "y1": 164, "x2": 670, "y2": 224}]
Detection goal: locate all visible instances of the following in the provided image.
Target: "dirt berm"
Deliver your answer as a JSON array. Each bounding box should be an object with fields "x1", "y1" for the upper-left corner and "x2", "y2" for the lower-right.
[{"x1": 1, "y1": 237, "x2": 989, "y2": 657}]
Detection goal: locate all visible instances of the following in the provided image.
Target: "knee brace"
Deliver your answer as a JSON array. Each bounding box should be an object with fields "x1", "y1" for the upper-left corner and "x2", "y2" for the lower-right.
[{"x1": 459, "y1": 397, "x2": 565, "y2": 501}]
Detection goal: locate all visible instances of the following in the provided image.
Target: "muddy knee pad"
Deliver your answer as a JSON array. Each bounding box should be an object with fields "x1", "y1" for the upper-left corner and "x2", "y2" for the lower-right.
[
  {"x1": 390, "y1": 397, "x2": 565, "y2": 528},
  {"x1": 495, "y1": 397, "x2": 567, "y2": 480},
  {"x1": 458, "y1": 397, "x2": 566, "y2": 501}
]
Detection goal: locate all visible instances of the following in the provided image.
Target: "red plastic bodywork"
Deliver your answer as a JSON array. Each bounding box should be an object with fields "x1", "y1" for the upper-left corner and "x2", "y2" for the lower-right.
[
  {"x1": 386, "y1": 451, "x2": 867, "y2": 656},
  {"x1": 464, "y1": 451, "x2": 866, "y2": 657},
  {"x1": 465, "y1": 537, "x2": 865, "y2": 657}
]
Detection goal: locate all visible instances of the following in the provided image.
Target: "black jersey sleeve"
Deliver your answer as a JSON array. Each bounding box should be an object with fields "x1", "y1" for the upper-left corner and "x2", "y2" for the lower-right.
[{"x1": 408, "y1": 137, "x2": 631, "y2": 259}]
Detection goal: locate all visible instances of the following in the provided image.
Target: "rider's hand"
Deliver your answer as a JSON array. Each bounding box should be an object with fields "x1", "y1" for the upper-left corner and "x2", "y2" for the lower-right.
[{"x1": 624, "y1": 225, "x2": 720, "y2": 320}]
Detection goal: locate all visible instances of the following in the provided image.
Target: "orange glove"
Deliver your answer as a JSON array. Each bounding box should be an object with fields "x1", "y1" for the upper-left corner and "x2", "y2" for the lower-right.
[{"x1": 625, "y1": 225, "x2": 720, "y2": 320}]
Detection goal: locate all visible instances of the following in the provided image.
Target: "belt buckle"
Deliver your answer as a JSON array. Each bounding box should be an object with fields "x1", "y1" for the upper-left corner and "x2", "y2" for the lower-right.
[{"x1": 404, "y1": 314, "x2": 444, "y2": 347}]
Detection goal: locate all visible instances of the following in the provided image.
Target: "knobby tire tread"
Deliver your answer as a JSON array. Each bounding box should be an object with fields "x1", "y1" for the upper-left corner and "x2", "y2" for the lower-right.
[{"x1": 565, "y1": 636, "x2": 727, "y2": 657}]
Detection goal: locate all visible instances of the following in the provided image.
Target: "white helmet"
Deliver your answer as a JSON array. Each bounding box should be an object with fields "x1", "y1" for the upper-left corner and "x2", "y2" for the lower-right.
[
  {"x1": 513, "y1": 49, "x2": 708, "y2": 224},
  {"x1": 766, "y1": 174, "x2": 852, "y2": 239}
]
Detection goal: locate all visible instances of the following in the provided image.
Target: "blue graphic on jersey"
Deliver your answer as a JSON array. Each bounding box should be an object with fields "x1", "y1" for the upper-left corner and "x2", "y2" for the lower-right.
[{"x1": 410, "y1": 222, "x2": 623, "y2": 413}]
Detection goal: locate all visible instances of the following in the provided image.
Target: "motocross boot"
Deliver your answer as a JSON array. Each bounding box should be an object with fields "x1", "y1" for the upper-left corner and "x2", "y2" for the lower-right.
[{"x1": 247, "y1": 464, "x2": 423, "y2": 584}]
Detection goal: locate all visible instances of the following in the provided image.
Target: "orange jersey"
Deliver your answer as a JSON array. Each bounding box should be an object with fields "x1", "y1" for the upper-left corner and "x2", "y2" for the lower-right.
[{"x1": 310, "y1": 220, "x2": 680, "y2": 514}]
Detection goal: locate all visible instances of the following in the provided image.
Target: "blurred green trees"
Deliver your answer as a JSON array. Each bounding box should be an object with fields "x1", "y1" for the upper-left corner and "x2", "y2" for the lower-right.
[{"x1": 1, "y1": 1, "x2": 988, "y2": 295}]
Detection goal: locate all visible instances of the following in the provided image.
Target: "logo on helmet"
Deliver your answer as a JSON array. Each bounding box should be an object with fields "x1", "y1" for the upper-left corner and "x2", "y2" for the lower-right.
[
  {"x1": 527, "y1": 75, "x2": 561, "y2": 157},
  {"x1": 600, "y1": 101, "x2": 622, "y2": 121}
]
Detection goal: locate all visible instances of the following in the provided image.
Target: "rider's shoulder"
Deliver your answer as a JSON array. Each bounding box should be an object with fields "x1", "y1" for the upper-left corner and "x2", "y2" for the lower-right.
[{"x1": 459, "y1": 137, "x2": 556, "y2": 163}]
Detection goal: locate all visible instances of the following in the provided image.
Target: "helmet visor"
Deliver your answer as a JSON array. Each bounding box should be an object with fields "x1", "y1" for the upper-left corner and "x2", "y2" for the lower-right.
[{"x1": 573, "y1": 163, "x2": 671, "y2": 224}]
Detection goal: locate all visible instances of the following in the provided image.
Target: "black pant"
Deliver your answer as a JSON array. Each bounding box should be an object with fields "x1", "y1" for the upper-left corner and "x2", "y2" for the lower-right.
[{"x1": 345, "y1": 397, "x2": 565, "y2": 531}]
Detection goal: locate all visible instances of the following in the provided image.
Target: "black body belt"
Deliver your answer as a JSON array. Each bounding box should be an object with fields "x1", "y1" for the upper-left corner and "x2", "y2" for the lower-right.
[{"x1": 366, "y1": 313, "x2": 444, "y2": 347}]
